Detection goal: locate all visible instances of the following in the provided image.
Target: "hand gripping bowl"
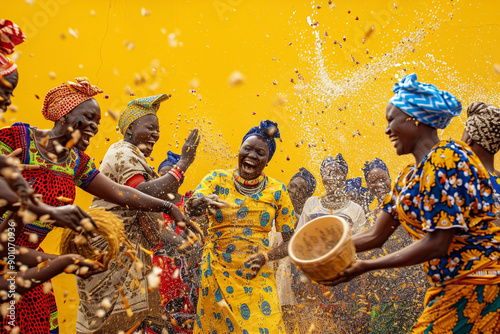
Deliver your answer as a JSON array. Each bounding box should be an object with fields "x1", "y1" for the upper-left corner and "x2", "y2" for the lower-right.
[{"x1": 288, "y1": 215, "x2": 355, "y2": 282}]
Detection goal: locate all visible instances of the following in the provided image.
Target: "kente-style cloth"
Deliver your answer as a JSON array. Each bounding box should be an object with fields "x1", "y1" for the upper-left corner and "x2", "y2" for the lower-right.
[
  {"x1": 389, "y1": 73, "x2": 462, "y2": 129},
  {"x1": 0, "y1": 122, "x2": 99, "y2": 334},
  {"x1": 242, "y1": 120, "x2": 281, "y2": 162},
  {"x1": 0, "y1": 20, "x2": 26, "y2": 55},
  {"x1": 77, "y1": 140, "x2": 168, "y2": 333},
  {"x1": 290, "y1": 167, "x2": 316, "y2": 197},
  {"x1": 465, "y1": 101, "x2": 500, "y2": 154},
  {"x1": 192, "y1": 169, "x2": 295, "y2": 334},
  {"x1": 382, "y1": 139, "x2": 500, "y2": 333},
  {"x1": 320, "y1": 153, "x2": 348, "y2": 176},
  {"x1": 41, "y1": 77, "x2": 103, "y2": 122},
  {"x1": 118, "y1": 94, "x2": 169, "y2": 135},
  {"x1": 362, "y1": 158, "x2": 389, "y2": 180},
  {"x1": 159, "y1": 150, "x2": 182, "y2": 172}
]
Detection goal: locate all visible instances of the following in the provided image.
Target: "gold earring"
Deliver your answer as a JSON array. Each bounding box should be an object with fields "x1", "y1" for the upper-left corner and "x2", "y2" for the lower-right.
[
  {"x1": 405, "y1": 117, "x2": 412, "y2": 121},
  {"x1": 415, "y1": 121, "x2": 420, "y2": 126}
]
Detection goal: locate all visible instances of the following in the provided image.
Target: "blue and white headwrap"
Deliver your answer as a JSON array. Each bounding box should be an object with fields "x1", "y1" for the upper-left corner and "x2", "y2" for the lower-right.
[
  {"x1": 291, "y1": 167, "x2": 317, "y2": 197},
  {"x1": 242, "y1": 120, "x2": 281, "y2": 162},
  {"x1": 320, "y1": 153, "x2": 348, "y2": 177},
  {"x1": 389, "y1": 73, "x2": 462, "y2": 129},
  {"x1": 158, "y1": 151, "x2": 181, "y2": 171},
  {"x1": 362, "y1": 158, "x2": 389, "y2": 180}
]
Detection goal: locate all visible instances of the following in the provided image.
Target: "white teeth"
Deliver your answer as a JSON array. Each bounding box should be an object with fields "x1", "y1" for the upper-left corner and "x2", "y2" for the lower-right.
[{"x1": 389, "y1": 136, "x2": 398, "y2": 142}]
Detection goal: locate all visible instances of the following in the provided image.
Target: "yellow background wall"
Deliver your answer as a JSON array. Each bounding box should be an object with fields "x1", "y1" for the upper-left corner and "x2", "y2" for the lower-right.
[{"x1": 3, "y1": 0, "x2": 500, "y2": 332}]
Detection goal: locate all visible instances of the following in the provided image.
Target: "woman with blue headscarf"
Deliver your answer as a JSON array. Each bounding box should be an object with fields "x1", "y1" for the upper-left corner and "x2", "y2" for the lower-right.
[
  {"x1": 320, "y1": 74, "x2": 500, "y2": 333},
  {"x1": 185, "y1": 120, "x2": 295, "y2": 334}
]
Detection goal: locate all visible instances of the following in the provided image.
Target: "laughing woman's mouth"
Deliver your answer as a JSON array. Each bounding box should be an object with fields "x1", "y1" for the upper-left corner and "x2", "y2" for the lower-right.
[
  {"x1": 80, "y1": 131, "x2": 95, "y2": 146},
  {"x1": 389, "y1": 135, "x2": 399, "y2": 146}
]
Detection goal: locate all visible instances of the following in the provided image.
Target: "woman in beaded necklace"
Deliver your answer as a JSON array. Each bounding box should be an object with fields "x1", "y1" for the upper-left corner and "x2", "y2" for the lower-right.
[{"x1": 185, "y1": 120, "x2": 295, "y2": 334}]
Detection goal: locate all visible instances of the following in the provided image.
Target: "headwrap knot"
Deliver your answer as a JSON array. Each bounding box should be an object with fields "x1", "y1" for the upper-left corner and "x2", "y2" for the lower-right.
[
  {"x1": 465, "y1": 102, "x2": 500, "y2": 154},
  {"x1": 158, "y1": 151, "x2": 182, "y2": 171},
  {"x1": 320, "y1": 153, "x2": 348, "y2": 176},
  {"x1": 41, "y1": 77, "x2": 103, "y2": 122},
  {"x1": 389, "y1": 73, "x2": 462, "y2": 129},
  {"x1": 118, "y1": 94, "x2": 169, "y2": 135},
  {"x1": 241, "y1": 120, "x2": 281, "y2": 162}
]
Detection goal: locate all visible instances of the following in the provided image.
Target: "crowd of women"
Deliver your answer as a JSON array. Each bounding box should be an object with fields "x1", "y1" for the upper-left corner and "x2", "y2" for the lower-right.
[{"x1": 1, "y1": 18, "x2": 500, "y2": 334}]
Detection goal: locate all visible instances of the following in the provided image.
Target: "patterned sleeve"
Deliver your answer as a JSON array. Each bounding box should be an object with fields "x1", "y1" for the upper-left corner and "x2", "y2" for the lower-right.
[
  {"x1": 419, "y1": 144, "x2": 495, "y2": 232},
  {"x1": 0, "y1": 124, "x2": 24, "y2": 156},
  {"x1": 75, "y1": 151, "x2": 100, "y2": 190},
  {"x1": 382, "y1": 166, "x2": 412, "y2": 221},
  {"x1": 274, "y1": 183, "x2": 295, "y2": 233},
  {"x1": 192, "y1": 170, "x2": 222, "y2": 199}
]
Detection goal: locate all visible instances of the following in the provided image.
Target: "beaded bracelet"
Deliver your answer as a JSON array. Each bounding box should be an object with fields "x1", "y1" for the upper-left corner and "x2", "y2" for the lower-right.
[
  {"x1": 172, "y1": 165, "x2": 185, "y2": 177},
  {"x1": 162, "y1": 200, "x2": 174, "y2": 214},
  {"x1": 168, "y1": 169, "x2": 182, "y2": 182}
]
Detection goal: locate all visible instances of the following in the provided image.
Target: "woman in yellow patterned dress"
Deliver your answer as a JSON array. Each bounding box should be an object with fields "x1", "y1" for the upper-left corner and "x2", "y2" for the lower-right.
[
  {"x1": 186, "y1": 120, "x2": 295, "y2": 334},
  {"x1": 320, "y1": 73, "x2": 500, "y2": 333}
]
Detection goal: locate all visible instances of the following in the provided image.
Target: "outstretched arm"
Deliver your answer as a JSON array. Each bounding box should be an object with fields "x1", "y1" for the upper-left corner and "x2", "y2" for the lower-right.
[
  {"x1": 351, "y1": 211, "x2": 400, "y2": 252},
  {"x1": 318, "y1": 227, "x2": 455, "y2": 286}
]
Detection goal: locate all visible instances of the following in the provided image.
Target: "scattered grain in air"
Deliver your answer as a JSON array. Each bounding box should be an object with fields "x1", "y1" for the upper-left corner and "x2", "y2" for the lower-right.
[
  {"x1": 28, "y1": 233, "x2": 39, "y2": 244},
  {"x1": 172, "y1": 268, "x2": 180, "y2": 279},
  {"x1": 64, "y1": 264, "x2": 79, "y2": 273},
  {"x1": 57, "y1": 196, "x2": 73, "y2": 203},
  {"x1": 42, "y1": 282, "x2": 53, "y2": 294},
  {"x1": 494, "y1": 63, "x2": 500, "y2": 76},
  {"x1": 141, "y1": 8, "x2": 150, "y2": 16},
  {"x1": 228, "y1": 71, "x2": 245, "y2": 87},
  {"x1": 68, "y1": 28, "x2": 79, "y2": 38},
  {"x1": 147, "y1": 267, "x2": 162, "y2": 289},
  {"x1": 100, "y1": 298, "x2": 112, "y2": 310},
  {"x1": 96, "y1": 309, "x2": 106, "y2": 318}
]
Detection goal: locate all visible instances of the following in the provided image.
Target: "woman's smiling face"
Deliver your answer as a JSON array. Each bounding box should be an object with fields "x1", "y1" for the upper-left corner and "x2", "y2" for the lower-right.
[
  {"x1": 385, "y1": 103, "x2": 420, "y2": 156},
  {"x1": 238, "y1": 136, "x2": 269, "y2": 180}
]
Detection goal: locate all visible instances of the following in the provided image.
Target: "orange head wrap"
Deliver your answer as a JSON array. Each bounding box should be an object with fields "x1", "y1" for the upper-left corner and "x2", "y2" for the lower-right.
[{"x1": 41, "y1": 77, "x2": 103, "y2": 122}]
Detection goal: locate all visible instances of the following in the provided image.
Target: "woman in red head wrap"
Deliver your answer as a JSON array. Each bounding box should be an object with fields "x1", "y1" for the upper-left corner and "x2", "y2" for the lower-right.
[{"x1": 0, "y1": 77, "x2": 199, "y2": 334}]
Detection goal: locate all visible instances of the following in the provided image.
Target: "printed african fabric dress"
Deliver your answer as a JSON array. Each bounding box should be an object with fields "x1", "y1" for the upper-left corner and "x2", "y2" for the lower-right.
[
  {"x1": 0, "y1": 122, "x2": 99, "y2": 334},
  {"x1": 77, "y1": 140, "x2": 164, "y2": 333},
  {"x1": 383, "y1": 139, "x2": 500, "y2": 333},
  {"x1": 192, "y1": 170, "x2": 295, "y2": 334}
]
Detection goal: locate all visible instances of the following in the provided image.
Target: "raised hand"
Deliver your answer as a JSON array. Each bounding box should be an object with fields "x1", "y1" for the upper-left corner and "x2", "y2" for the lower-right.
[{"x1": 180, "y1": 129, "x2": 200, "y2": 166}]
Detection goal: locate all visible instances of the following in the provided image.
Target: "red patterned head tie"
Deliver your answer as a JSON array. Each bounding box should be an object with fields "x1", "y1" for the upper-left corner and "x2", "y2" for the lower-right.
[
  {"x1": 0, "y1": 20, "x2": 25, "y2": 76},
  {"x1": 41, "y1": 77, "x2": 103, "y2": 122},
  {"x1": 0, "y1": 20, "x2": 26, "y2": 55}
]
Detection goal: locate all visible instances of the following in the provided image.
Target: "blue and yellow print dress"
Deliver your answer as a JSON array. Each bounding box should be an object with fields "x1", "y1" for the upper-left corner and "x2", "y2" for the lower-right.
[
  {"x1": 383, "y1": 140, "x2": 500, "y2": 285},
  {"x1": 192, "y1": 170, "x2": 295, "y2": 334}
]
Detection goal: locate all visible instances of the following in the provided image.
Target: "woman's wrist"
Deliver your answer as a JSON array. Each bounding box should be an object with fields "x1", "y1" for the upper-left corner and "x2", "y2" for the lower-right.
[{"x1": 262, "y1": 252, "x2": 270, "y2": 263}]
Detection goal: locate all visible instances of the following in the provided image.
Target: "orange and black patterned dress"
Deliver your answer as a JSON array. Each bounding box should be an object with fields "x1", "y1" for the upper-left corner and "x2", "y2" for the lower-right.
[{"x1": 0, "y1": 122, "x2": 99, "y2": 334}]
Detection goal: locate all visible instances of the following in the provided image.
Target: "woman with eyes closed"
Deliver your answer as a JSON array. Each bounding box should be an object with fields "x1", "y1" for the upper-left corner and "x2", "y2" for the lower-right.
[
  {"x1": 320, "y1": 73, "x2": 500, "y2": 333},
  {"x1": 0, "y1": 81, "x2": 196, "y2": 334},
  {"x1": 185, "y1": 120, "x2": 295, "y2": 334}
]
